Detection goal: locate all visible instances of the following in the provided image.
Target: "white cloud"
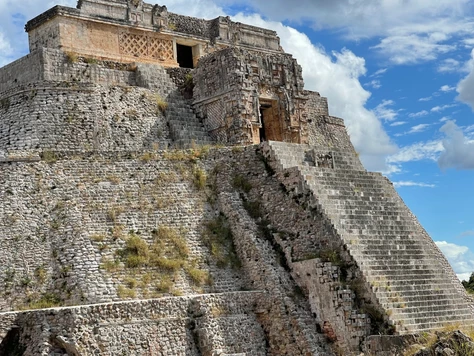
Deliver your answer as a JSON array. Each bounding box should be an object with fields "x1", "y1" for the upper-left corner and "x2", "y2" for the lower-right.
[
  {"x1": 440, "y1": 85, "x2": 456, "y2": 92},
  {"x1": 408, "y1": 110, "x2": 429, "y2": 118},
  {"x1": 436, "y1": 241, "x2": 469, "y2": 259},
  {"x1": 419, "y1": 96, "x2": 432, "y2": 102},
  {"x1": 366, "y1": 80, "x2": 381, "y2": 89},
  {"x1": 435, "y1": 241, "x2": 474, "y2": 280},
  {"x1": 457, "y1": 273, "x2": 472, "y2": 282},
  {"x1": 390, "y1": 121, "x2": 407, "y2": 127},
  {"x1": 372, "y1": 33, "x2": 455, "y2": 65},
  {"x1": 0, "y1": 0, "x2": 77, "y2": 65},
  {"x1": 371, "y1": 68, "x2": 387, "y2": 77},
  {"x1": 438, "y1": 120, "x2": 474, "y2": 170},
  {"x1": 373, "y1": 100, "x2": 398, "y2": 122},
  {"x1": 388, "y1": 140, "x2": 444, "y2": 163},
  {"x1": 232, "y1": 13, "x2": 397, "y2": 173},
  {"x1": 438, "y1": 58, "x2": 462, "y2": 73},
  {"x1": 457, "y1": 49, "x2": 474, "y2": 110},
  {"x1": 431, "y1": 104, "x2": 456, "y2": 112},
  {"x1": 393, "y1": 181, "x2": 435, "y2": 188},
  {"x1": 408, "y1": 123, "x2": 431, "y2": 134}
]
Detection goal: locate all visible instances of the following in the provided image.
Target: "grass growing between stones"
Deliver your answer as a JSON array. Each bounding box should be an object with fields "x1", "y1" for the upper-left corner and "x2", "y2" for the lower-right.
[
  {"x1": 19, "y1": 292, "x2": 62, "y2": 310},
  {"x1": 202, "y1": 214, "x2": 241, "y2": 269},
  {"x1": 98, "y1": 226, "x2": 211, "y2": 299}
]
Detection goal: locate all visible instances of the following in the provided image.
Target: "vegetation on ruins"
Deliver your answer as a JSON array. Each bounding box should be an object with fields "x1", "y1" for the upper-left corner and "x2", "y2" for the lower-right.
[
  {"x1": 463, "y1": 273, "x2": 474, "y2": 294},
  {"x1": 202, "y1": 214, "x2": 240, "y2": 269}
]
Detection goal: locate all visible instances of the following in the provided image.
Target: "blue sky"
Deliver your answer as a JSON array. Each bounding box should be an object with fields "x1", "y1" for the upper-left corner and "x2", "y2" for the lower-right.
[{"x1": 1, "y1": 0, "x2": 474, "y2": 280}]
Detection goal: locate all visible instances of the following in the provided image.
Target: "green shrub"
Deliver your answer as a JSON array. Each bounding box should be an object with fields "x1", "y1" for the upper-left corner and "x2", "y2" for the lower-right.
[{"x1": 233, "y1": 175, "x2": 252, "y2": 193}]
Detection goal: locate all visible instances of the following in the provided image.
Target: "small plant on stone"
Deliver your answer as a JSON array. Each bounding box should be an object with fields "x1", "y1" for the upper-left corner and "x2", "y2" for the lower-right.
[
  {"x1": 168, "y1": 22, "x2": 177, "y2": 31},
  {"x1": 34, "y1": 266, "x2": 47, "y2": 284},
  {"x1": 186, "y1": 267, "x2": 210, "y2": 286},
  {"x1": 65, "y1": 52, "x2": 78, "y2": 64},
  {"x1": 122, "y1": 234, "x2": 150, "y2": 268},
  {"x1": 84, "y1": 57, "x2": 98, "y2": 64},
  {"x1": 193, "y1": 166, "x2": 207, "y2": 190},
  {"x1": 202, "y1": 214, "x2": 240, "y2": 269},
  {"x1": 140, "y1": 152, "x2": 156, "y2": 162},
  {"x1": 21, "y1": 292, "x2": 62, "y2": 310},
  {"x1": 41, "y1": 151, "x2": 58, "y2": 164},
  {"x1": 107, "y1": 206, "x2": 124, "y2": 222},
  {"x1": 117, "y1": 285, "x2": 136, "y2": 299},
  {"x1": 232, "y1": 174, "x2": 252, "y2": 193},
  {"x1": 90, "y1": 233, "x2": 106, "y2": 242},
  {"x1": 155, "y1": 95, "x2": 168, "y2": 113},
  {"x1": 100, "y1": 258, "x2": 120, "y2": 272},
  {"x1": 156, "y1": 275, "x2": 174, "y2": 293}
]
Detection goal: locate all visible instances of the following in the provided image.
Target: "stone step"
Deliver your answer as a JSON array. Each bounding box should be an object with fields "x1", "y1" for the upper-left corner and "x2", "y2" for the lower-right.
[
  {"x1": 399, "y1": 318, "x2": 474, "y2": 334},
  {"x1": 390, "y1": 310, "x2": 474, "y2": 325},
  {"x1": 377, "y1": 291, "x2": 467, "y2": 304}
]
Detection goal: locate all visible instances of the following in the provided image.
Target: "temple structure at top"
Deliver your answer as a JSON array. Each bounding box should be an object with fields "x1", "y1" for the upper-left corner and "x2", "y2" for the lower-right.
[
  {"x1": 22, "y1": 0, "x2": 333, "y2": 146},
  {"x1": 26, "y1": 0, "x2": 282, "y2": 68}
]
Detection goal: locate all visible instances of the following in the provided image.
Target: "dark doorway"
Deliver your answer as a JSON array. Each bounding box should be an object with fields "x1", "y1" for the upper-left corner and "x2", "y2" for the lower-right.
[
  {"x1": 259, "y1": 100, "x2": 283, "y2": 142},
  {"x1": 177, "y1": 44, "x2": 194, "y2": 68},
  {"x1": 259, "y1": 104, "x2": 271, "y2": 142}
]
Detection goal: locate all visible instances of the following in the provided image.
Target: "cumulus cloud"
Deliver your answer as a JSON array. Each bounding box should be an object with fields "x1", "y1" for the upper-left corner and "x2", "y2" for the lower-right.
[
  {"x1": 232, "y1": 13, "x2": 397, "y2": 172},
  {"x1": 435, "y1": 241, "x2": 474, "y2": 280},
  {"x1": 438, "y1": 121, "x2": 474, "y2": 170},
  {"x1": 372, "y1": 33, "x2": 455, "y2": 65},
  {"x1": 227, "y1": 0, "x2": 471, "y2": 38},
  {"x1": 388, "y1": 140, "x2": 444, "y2": 164},
  {"x1": 457, "y1": 49, "x2": 474, "y2": 110}
]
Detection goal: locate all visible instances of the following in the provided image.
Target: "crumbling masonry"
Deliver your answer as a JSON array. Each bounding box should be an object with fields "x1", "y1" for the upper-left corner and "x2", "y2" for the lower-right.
[{"x1": 0, "y1": 1, "x2": 473, "y2": 355}]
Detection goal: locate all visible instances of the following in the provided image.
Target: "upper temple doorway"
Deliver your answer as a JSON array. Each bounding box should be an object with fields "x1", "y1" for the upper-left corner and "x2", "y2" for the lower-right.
[
  {"x1": 177, "y1": 44, "x2": 194, "y2": 68},
  {"x1": 258, "y1": 99, "x2": 283, "y2": 143}
]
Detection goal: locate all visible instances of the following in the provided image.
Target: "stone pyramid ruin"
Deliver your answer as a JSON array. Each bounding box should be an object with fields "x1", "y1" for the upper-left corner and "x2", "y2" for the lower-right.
[{"x1": 0, "y1": 1, "x2": 473, "y2": 355}]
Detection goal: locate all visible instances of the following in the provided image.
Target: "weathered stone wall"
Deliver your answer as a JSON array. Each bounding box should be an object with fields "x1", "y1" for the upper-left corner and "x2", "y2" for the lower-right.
[
  {"x1": 0, "y1": 152, "x2": 247, "y2": 312},
  {"x1": 0, "y1": 81, "x2": 168, "y2": 152},
  {"x1": 193, "y1": 47, "x2": 308, "y2": 145},
  {"x1": 0, "y1": 51, "x2": 45, "y2": 94},
  {"x1": 305, "y1": 91, "x2": 356, "y2": 152},
  {"x1": 0, "y1": 48, "x2": 135, "y2": 94},
  {"x1": 0, "y1": 292, "x2": 266, "y2": 356}
]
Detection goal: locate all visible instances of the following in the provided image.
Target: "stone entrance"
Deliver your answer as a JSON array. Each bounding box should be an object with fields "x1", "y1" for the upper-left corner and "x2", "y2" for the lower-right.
[
  {"x1": 259, "y1": 99, "x2": 283, "y2": 143},
  {"x1": 177, "y1": 44, "x2": 194, "y2": 68}
]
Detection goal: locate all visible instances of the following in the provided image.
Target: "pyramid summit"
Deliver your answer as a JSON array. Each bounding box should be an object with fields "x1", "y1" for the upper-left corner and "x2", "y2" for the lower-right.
[{"x1": 0, "y1": 1, "x2": 473, "y2": 355}]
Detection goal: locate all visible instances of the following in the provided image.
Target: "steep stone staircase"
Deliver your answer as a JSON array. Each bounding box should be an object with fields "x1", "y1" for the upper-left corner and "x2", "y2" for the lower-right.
[
  {"x1": 135, "y1": 63, "x2": 213, "y2": 148},
  {"x1": 264, "y1": 140, "x2": 474, "y2": 334}
]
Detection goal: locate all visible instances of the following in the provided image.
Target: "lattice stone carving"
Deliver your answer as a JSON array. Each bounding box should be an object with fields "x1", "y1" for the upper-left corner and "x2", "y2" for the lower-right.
[
  {"x1": 206, "y1": 100, "x2": 225, "y2": 131},
  {"x1": 119, "y1": 32, "x2": 174, "y2": 61},
  {"x1": 149, "y1": 38, "x2": 174, "y2": 61}
]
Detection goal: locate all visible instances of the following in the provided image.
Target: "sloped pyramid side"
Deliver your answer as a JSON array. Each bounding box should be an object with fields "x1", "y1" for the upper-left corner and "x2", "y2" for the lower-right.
[{"x1": 264, "y1": 140, "x2": 474, "y2": 334}]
